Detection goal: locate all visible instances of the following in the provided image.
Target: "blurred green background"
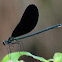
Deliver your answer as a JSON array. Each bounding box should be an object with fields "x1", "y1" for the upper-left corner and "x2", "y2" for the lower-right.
[{"x1": 0, "y1": 0, "x2": 62, "y2": 62}]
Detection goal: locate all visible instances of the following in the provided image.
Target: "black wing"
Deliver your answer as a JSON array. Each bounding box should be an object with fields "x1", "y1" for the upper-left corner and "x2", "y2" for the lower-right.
[{"x1": 11, "y1": 4, "x2": 39, "y2": 37}]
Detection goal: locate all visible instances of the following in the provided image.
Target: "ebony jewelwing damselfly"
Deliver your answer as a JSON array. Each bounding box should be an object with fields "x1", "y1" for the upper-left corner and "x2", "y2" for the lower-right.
[{"x1": 3, "y1": 4, "x2": 62, "y2": 45}]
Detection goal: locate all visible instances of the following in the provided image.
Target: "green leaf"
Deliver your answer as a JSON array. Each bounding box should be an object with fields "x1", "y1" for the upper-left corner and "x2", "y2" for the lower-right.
[
  {"x1": 53, "y1": 52, "x2": 62, "y2": 62},
  {"x1": 48, "y1": 59, "x2": 54, "y2": 62},
  {"x1": 1, "y1": 51, "x2": 48, "y2": 62}
]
